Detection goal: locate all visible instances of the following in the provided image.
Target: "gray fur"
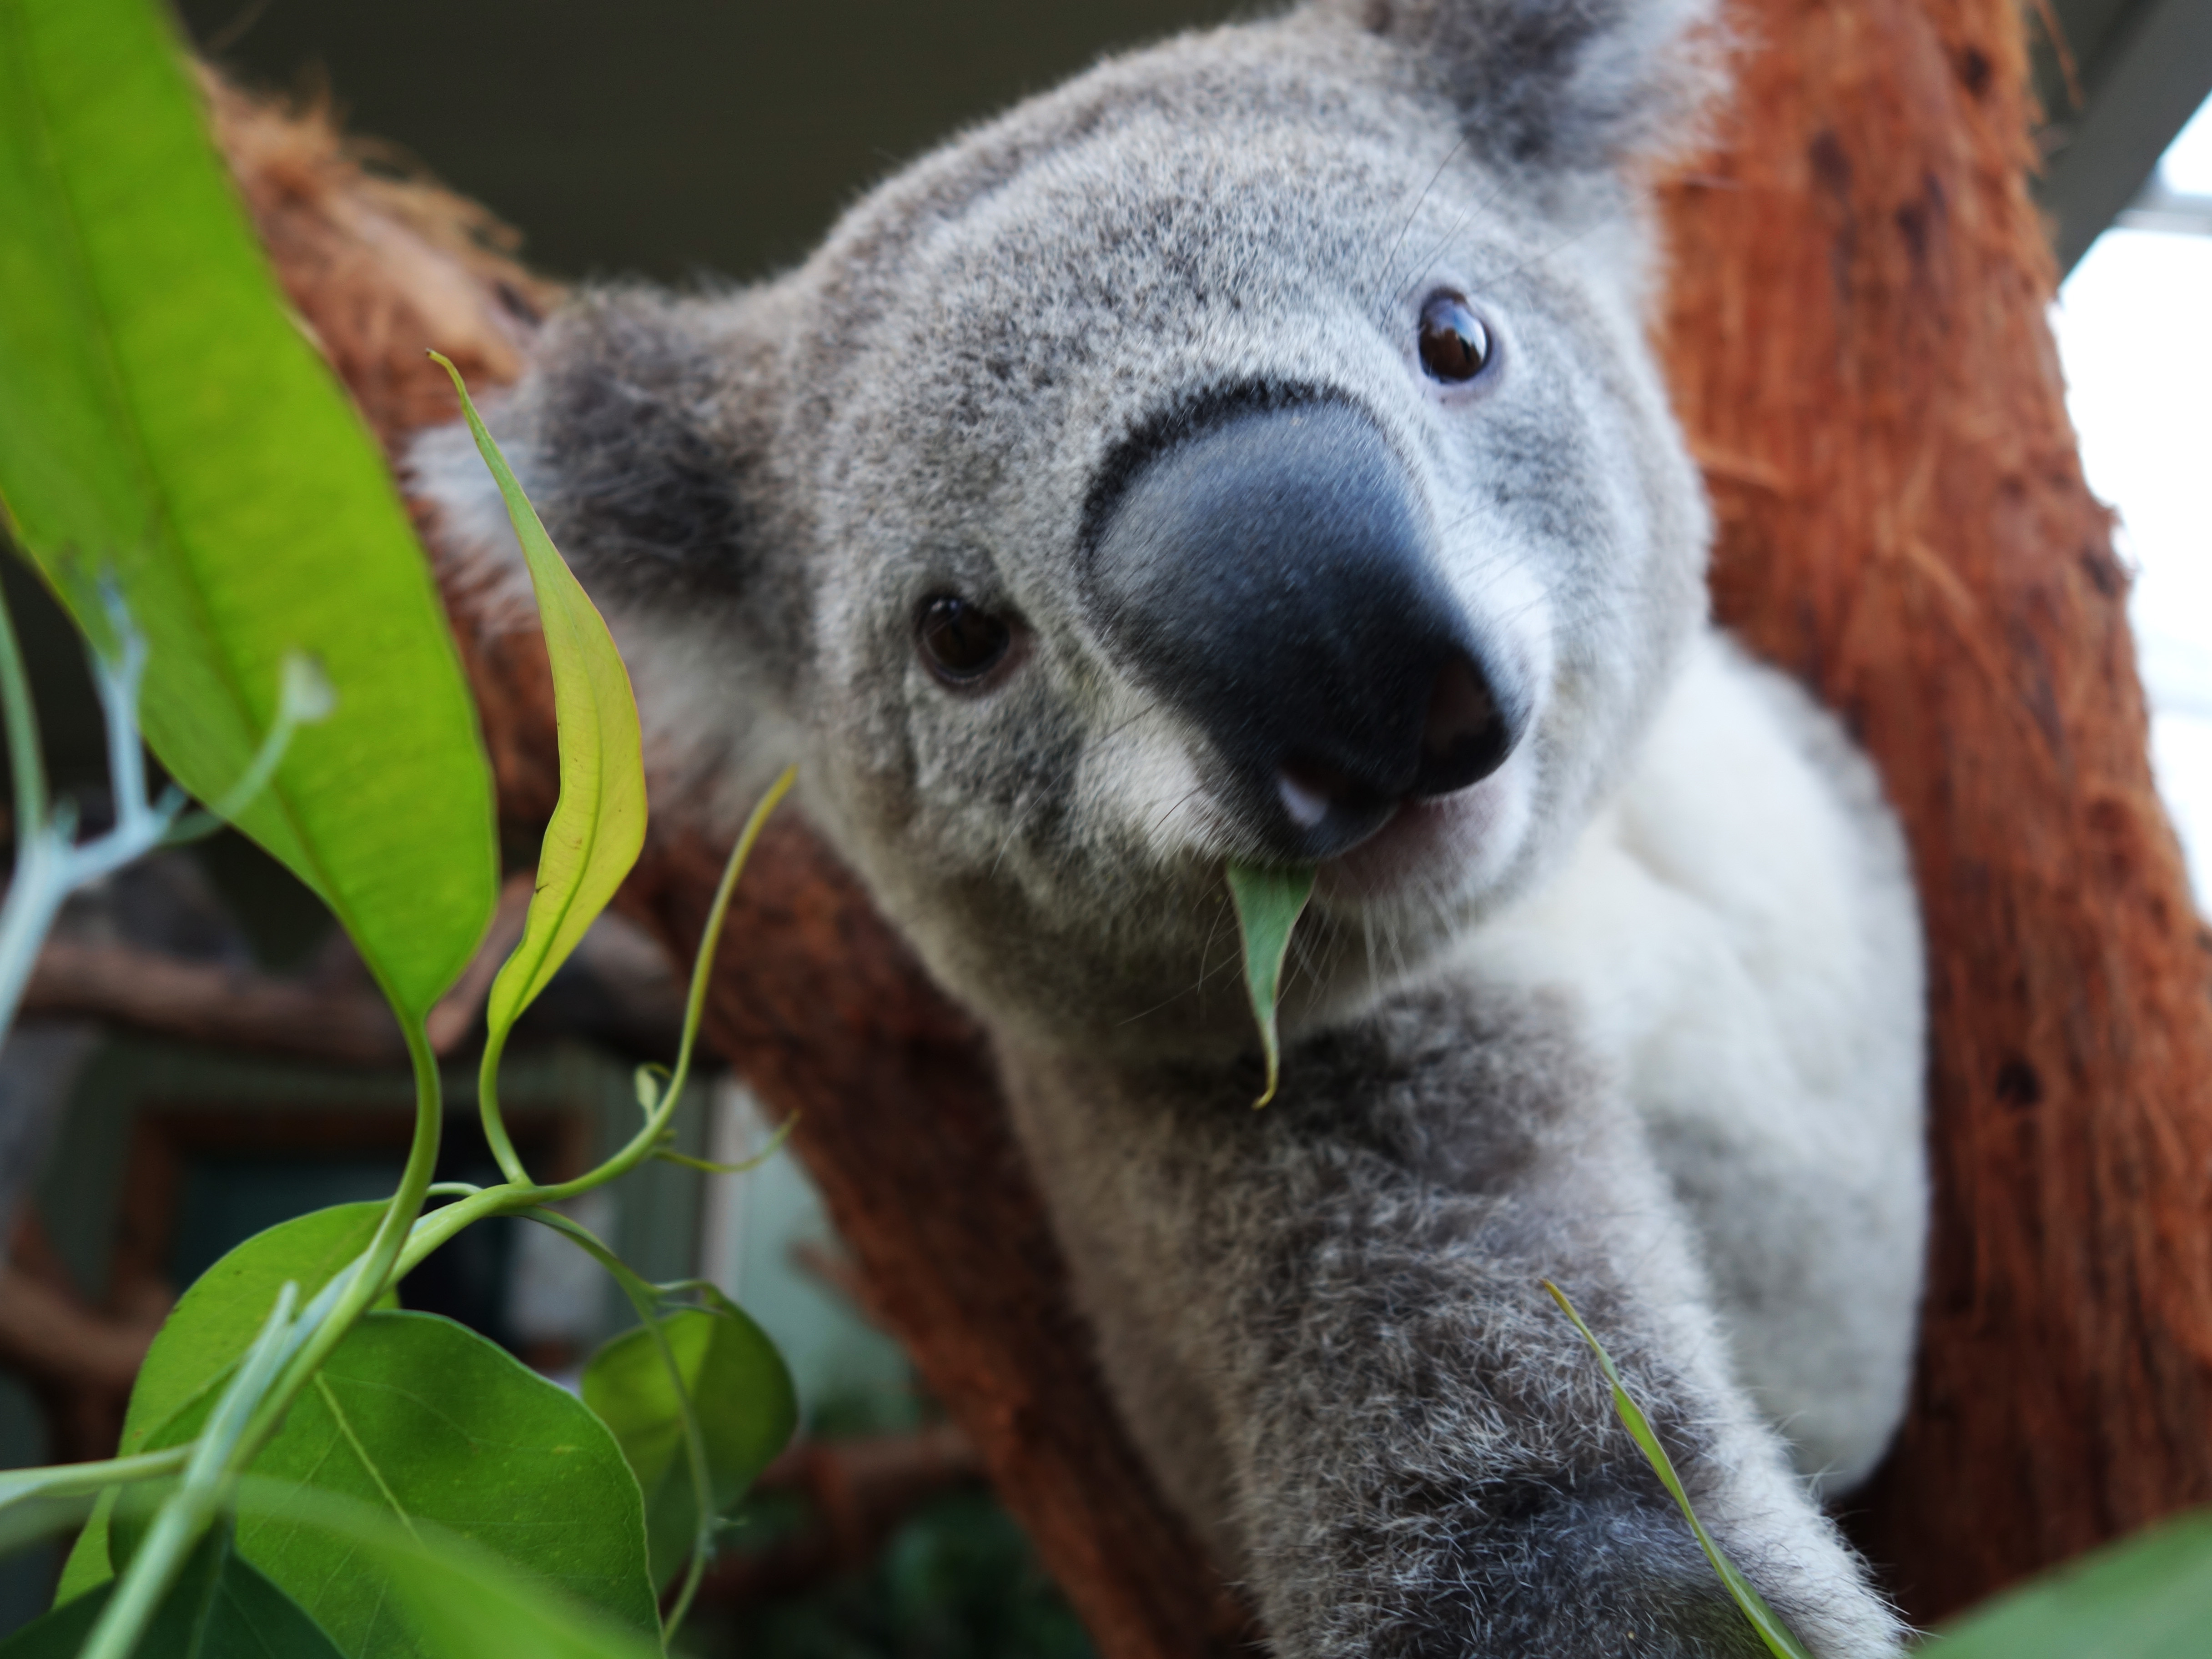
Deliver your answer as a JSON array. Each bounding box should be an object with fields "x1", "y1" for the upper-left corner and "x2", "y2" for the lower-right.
[
  {"x1": 1319, "y1": 0, "x2": 1725, "y2": 170},
  {"x1": 412, "y1": 2, "x2": 1923, "y2": 1652},
  {"x1": 1000, "y1": 985, "x2": 1895, "y2": 1658}
]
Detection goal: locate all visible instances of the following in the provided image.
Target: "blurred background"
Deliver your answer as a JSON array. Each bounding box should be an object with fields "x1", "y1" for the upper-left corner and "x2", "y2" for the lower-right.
[{"x1": 2, "y1": 0, "x2": 2207, "y2": 1652}]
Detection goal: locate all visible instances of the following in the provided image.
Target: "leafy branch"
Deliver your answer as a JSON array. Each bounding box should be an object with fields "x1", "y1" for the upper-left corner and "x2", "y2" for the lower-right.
[
  {"x1": 0, "y1": 3, "x2": 801, "y2": 1639},
  {"x1": 0, "y1": 433, "x2": 796, "y2": 1659}
]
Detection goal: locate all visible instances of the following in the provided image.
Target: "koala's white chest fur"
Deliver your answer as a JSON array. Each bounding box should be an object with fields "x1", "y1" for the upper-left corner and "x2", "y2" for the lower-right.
[{"x1": 1459, "y1": 631, "x2": 1926, "y2": 1490}]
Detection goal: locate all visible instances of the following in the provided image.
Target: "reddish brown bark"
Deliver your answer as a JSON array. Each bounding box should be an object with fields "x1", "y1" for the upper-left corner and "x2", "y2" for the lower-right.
[
  {"x1": 206, "y1": 0, "x2": 2212, "y2": 1644},
  {"x1": 1655, "y1": 0, "x2": 2212, "y2": 1622}
]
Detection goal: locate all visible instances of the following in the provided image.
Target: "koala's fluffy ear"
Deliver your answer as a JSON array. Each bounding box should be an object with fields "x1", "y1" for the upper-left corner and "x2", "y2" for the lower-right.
[
  {"x1": 1318, "y1": 0, "x2": 1722, "y2": 171},
  {"x1": 411, "y1": 287, "x2": 793, "y2": 656}
]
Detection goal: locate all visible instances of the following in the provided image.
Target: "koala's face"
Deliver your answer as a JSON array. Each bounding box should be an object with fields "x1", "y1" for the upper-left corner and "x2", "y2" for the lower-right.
[
  {"x1": 425, "y1": 7, "x2": 1713, "y2": 1060},
  {"x1": 772, "y1": 23, "x2": 1707, "y2": 1054}
]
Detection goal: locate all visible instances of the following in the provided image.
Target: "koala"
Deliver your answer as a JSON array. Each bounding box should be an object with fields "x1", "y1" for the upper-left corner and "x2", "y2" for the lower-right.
[{"x1": 413, "y1": 1, "x2": 1927, "y2": 1653}]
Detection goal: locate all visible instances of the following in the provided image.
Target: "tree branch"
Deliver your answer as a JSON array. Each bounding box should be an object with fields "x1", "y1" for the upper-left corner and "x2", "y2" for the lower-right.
[
  {"x1": 19, "y1": 873, "x2": 535, "y2": 1065},
  {"x1": 24, "y1": 938, "x2": 405, "y2": 1065},
  {"x1": 1655, "y1": 0, "x2": 2212, "y2": 1618}
]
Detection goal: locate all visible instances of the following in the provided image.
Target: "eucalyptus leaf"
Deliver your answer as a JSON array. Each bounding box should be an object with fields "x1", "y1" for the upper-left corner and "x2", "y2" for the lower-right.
[
  {"x1": 374, "y1": 1534, "x2": 665, "y2": 1659},
  {"x1": 0, "y1": 0, "x2": 498, "y2": 1020},
  {"x1": 1543, "y1": 1282, "x2": 1815, "y2": 1659},
  {"x1": 1924, "y1": 1508, "x2": 2212, "y2": 1658},
  {"x1": 13, "y1": 1526, "x2": 343, "y2": 1659},
  {"x1": 1225, "y1": 861, "x2": 1314, "y2": 1107},
  {"x1": 583, "y1": 1306, "x2": 798, "y2": 1586},
  {"x1": 56, "y1": 1202, "x2": 392, "y2": 1605},
  {"x1": 50, "y1": 1493, "x2": 114, "y2": 1610},
  {"x1": 431, "y1": 356, "x2": 647, "y2": 1044},
  {"x1": 229, "y1": 1483, "x2": 666, "y2": 1659},
  {"x1": 141, "y1": 1312, "x2": 657, "y2": 1659}
]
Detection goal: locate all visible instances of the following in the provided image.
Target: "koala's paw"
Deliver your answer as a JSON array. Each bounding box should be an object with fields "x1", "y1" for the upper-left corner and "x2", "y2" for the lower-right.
[{"x1": 1253, "y1": 1483, "x2": 1905, "y2": 1659}]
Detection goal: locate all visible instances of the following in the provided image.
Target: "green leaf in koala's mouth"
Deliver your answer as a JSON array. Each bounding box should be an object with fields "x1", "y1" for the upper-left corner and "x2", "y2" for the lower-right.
[{"x1": 1226, "y1": 862, "x2": 1316, "y2": 1109}]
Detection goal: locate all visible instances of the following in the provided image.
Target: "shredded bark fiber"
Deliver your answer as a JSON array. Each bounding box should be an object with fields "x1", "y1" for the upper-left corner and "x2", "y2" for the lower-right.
[{"x1": 198, "y1": 0, "x2": 2212, "y2": 1645}]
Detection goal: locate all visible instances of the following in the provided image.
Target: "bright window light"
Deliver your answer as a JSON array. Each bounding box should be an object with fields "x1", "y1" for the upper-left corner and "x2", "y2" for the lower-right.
[
  {"x1": 2160, "y1": 96, "x2": 2212, "y2": 194},
  {"x1": 2051, "y1": 91, "x2": 2212, "y2": 905}
]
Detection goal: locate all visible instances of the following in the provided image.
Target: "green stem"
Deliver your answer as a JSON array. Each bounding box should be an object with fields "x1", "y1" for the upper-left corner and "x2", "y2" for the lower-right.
[
  {"x1": 1543, "y1": 1281, "x2": 1816, "y2": 1659},
  {"x1": 123, "y1": 761, "x2": 800, "y2": 1636},
  {"x1": 674, "y1": 767, "x2": 795, "y2": 1093},
  {"x1": 535, "y1": 763, "x2": 794, "y2": 1205},
  {"x1": 477, "y1": 1023, "x2": 533, "y2": 1186},
  {"x1": 79, "y1": 1283, "x2": 299, "y2": 1659},
  {"x1": 516, "y1": 1208, "x2": 719, "y2": 1639},
  {"x1": 0, "y1": 576, "x2": 46, "y2": 859},
  {"x1": 396, "y1": 1184, "x2": 518, "y2": 1277},
  {"x1": 650, "y1": 1118, "x2": 795, "y2": 1176},
  {"x1": 0, "y1": 1448, "x2": 189, "y2": 1512},
  {"x1": 236, "y1": 1016, "x2": 444, "y2": 1464},
  {"x1": 397, "y1": 765, "x2": 797, "y2": 1277}
]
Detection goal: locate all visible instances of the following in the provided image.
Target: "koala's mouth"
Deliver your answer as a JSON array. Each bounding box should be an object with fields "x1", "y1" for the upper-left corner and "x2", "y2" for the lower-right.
[{"x1": 1307, "y1": 762, "x2": 1531, "y2": 905}]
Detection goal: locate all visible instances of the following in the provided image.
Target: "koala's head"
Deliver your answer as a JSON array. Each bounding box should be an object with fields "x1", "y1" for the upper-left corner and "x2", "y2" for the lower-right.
[{"x1": 415, "y1": 0, "x2": 1719, "y2": 1061}]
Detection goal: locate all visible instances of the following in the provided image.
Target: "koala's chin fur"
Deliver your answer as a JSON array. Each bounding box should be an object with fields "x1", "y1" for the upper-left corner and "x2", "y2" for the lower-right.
[{"x1": 414, "y1": 1, "x2": 1927, "y2": 1651}]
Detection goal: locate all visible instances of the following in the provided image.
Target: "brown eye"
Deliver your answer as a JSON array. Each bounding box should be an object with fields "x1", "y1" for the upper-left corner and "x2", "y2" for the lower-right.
[
  {"x1": 1418, "y1": 293, "x2": 1493, "y2": 383},
  {"x1": 917, "y1": 594, "x2": 1012, "y2": 685}
]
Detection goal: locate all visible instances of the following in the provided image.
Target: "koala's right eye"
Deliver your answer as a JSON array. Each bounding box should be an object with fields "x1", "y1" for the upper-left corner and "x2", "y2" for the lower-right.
[
  {"x1": 917, "y1": 594, "x2": 1014, "y2": 687},
  {"x1": 1418, "y1": 292, "x2": 1493, "y2": 383}
]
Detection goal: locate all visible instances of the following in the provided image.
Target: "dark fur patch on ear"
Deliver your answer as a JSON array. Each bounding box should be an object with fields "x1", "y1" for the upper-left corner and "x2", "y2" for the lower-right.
[
  {"x1": 1325, "y1": 0, "x2": 1721, "y2": 171},
  {"x1": 525, "y1": 289, "x2": 760, "y2": 603}
]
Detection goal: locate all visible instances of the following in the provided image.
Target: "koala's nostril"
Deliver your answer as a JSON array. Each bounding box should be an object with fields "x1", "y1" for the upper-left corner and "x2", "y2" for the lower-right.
[
  {"x1": 1413, "y1": 651, "x2": 1513, "y2": 798},
  {"x1": 1277, "y1": 757, "x2": 1378, "y2": 830},
  {"x1": 1277, "y1": 765, "x2": 1334, "y2": 830}
]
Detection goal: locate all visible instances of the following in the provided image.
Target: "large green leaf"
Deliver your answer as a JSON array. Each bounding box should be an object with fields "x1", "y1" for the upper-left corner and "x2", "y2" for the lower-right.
[
  {"x1": 582, "y1": 1306, "x2": 797, "y2": 1586},
  {"x1": 42, "y1": 1498, "x2": 665, "y2": 1659},
  {"x1": 16, "y1": 1526, "x2": 343, "y2": 1659},
  {"x1": 139, "y1": 1312, "x2": 657, "y2": 1659},
  {"x1": 431, "y1": 357, "x2": 646, "y2": 1045},
  {"x1": 0, "y1": 0, "x2": 496, "y2": 1020},
  {"x1": 55, "y1": 1202, "x2": 394, "y2": 1605},
  {"x1": 121, "y1": 1205, "x2": 392, "y2": 1455},
  {"x1": 230, "y1": 1484, "x2": 665, "y2": 1659},
  {"x1": 1225, "y1": 861, "x2": 1314, "y2": 1107},
  {"x1": 362, "y1": 1524, "x2": 664, "y2": 1659},
  {"x1": 51, "y1": 1493, "x2": 115, "y2": 1611},
  {"x1": 1924, "y1": 1509, "x2": 2212, "y2": 1658}
]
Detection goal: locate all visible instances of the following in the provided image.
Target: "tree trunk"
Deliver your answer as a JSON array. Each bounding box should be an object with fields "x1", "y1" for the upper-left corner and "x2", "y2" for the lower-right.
[
  {"x1": 211, "y1": 0, "x2": 2212, "y2": 1644},
  {"x1": 1654, "y1": 0, "x2": 2212, "y2": 1624}
]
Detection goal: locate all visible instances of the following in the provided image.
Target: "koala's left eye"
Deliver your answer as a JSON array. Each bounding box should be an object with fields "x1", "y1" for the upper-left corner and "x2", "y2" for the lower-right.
[
  {"x1": 1418, "y1": 293, "x2": 1493, "y2": 383},
  {"x1": 917, "y1": 594, "x2": 1014, "y2": 686}
]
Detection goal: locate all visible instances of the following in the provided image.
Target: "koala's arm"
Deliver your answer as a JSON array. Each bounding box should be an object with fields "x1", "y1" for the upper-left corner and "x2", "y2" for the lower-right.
[{"x1": 1000, "y1": 992, "x2": 1903, "y2": 1659}]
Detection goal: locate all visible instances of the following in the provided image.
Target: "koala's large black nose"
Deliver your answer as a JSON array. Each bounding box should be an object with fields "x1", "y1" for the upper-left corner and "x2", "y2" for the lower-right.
[{"x1": 1083, "y1": 401, "x2": 1523, "y2": 862}]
